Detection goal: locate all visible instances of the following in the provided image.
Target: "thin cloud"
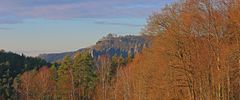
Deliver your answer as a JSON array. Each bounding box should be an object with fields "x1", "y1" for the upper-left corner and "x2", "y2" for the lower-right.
[
  {"x1": 94, "y1": 21, "x2": 143, "y2": 27},
  {"x1": 0, "y1": 0, "x2": 176, "y2": 24},
  {"x1": 0, "y1": 27, "x2": 12, "y2": 30}
]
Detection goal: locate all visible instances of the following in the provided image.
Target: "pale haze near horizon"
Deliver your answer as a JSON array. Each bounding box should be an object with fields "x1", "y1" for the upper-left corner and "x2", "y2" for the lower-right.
[{"x1": 0, "y1": 0, "x2": 176, "y2": 56}]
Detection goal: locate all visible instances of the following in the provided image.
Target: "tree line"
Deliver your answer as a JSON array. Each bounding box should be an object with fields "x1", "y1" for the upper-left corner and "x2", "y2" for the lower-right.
[{"x1": 14, "y1": 52, "x2": 131, "y2": 100}]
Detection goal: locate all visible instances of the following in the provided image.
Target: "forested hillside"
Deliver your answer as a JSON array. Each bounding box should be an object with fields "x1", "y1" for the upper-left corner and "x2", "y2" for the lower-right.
[{"x1": 0, "y1": 50, "x2": 49, "y2": 99}]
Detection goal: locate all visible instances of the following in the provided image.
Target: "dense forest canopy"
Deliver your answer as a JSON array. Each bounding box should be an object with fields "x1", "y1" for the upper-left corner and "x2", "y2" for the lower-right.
[
  {"x1": 112, "y1": 0, "x2": 240, "y2": 99},
  {"x1": 0, "y1": 51, "x2": 49, "y2": 99}
]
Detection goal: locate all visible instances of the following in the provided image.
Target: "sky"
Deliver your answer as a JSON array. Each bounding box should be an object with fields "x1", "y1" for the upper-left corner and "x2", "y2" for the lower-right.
[{"x1": 0, "y1": 0, "x2": 176, "y2": 56}]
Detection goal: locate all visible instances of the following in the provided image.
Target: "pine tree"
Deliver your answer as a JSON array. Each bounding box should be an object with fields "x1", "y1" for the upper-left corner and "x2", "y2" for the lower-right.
[
  {"x1": 73, "y1": 52, "x2": 96, "y2": 100},
  {"x1": 57, "y1": 56, "x2": 73, "y2": 99}
]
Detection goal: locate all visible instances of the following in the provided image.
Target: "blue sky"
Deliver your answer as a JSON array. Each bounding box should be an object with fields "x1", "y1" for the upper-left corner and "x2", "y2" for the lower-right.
[{"x1": 0, "y1": 0, "x2": 175, "y2": 56}]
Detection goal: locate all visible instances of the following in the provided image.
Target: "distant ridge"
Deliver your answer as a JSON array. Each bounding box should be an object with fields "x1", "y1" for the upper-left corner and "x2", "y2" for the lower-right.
[{"x1": 39, "y1": 34, "x2": 150, "y2": 62}]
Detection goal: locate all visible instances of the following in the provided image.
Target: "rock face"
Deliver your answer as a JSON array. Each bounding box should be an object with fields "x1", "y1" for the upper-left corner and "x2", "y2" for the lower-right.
[{"x1": 39, "y1": 34, "x2": 150, "y2": 62}]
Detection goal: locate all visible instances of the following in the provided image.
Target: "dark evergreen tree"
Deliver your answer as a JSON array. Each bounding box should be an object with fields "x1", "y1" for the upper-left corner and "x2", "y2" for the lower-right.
[
  {"x1": 57, "y1": 56, "x2": 73, "y2": 99},
  {"x1": 73, "y1": 52, "x2": 97, "y2": 100}
]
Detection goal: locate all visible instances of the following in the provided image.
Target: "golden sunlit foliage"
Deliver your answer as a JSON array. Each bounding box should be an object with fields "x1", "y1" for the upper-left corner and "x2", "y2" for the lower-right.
[{"x1": 111, "y1": 0, "x2": 240, "y2": 99}]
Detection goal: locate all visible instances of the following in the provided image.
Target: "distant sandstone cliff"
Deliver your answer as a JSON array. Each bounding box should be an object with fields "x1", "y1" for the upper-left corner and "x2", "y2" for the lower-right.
[{"x1": 39, "y1": 34, "x2": 150, "y2": 62}]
